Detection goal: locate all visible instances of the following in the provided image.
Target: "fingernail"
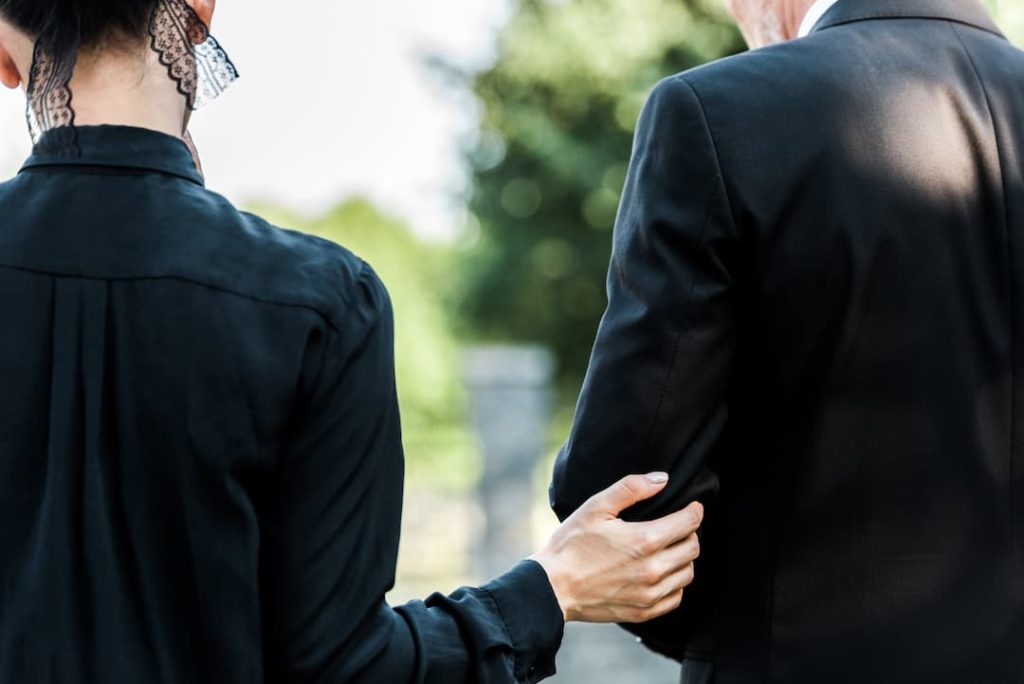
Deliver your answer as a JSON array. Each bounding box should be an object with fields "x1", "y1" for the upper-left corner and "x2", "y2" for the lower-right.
[{"x1": 646, "y1": 472, "x2": 669, "y2": 484}]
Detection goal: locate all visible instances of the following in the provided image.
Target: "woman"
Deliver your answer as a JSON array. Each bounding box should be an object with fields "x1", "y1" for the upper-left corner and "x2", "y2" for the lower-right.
[{"x1": 0, "y1": 0, "x2": 702, "y2": 682}]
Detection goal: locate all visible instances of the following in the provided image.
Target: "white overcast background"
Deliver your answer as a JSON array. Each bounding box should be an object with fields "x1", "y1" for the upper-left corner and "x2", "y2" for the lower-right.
[{"x1": 0, "y1": 0, "x2": 511, "y2": 240}]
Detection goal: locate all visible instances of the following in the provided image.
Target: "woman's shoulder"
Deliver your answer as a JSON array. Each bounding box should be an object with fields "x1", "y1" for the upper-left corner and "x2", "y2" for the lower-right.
[
  {"x1": 245, "y1": 210, "x2": 390, "y2": 322},
  {"x1": 175, "y1": 188, "x2": 390, "y2": 331}
]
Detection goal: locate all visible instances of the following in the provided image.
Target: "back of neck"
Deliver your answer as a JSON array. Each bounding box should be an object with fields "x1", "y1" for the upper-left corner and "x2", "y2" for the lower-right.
[{"x1": 66, "y1": 47, "x2": 187, "y2": 138}]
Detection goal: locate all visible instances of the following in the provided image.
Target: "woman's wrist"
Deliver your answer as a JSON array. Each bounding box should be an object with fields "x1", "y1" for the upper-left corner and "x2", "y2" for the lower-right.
[{"x1": 528, "y1": 552, "x2": 575, "y2": 623}]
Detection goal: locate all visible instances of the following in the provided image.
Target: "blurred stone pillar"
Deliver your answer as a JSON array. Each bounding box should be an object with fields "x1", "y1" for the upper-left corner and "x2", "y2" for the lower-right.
[{"x1": 462, "y1": 344, "x2": 555, "y2": 579}]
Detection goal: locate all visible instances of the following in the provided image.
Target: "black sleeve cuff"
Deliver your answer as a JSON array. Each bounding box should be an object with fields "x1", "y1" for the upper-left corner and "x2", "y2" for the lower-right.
[{"x1": 482, "y1": 559, "x2": 565, "y2": 683}]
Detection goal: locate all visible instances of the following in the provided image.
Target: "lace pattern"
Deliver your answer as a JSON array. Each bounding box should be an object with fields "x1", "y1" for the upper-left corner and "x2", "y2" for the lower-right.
[
  {"x1": 148, "y1": 0, "x2": 239, "y2": 112},
  {"x1": 26, "y1": 36, "x2": 78, "y2": 150},
  {"x1": 25, "y1": 0, "x2": 238, "y2": 145}
]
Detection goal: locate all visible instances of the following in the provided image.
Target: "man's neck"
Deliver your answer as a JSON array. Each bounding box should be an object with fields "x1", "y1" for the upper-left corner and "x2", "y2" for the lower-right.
[
  {"x1": 797, "y1": 0, "x2": 841, "y2": 38},
  {"x1": 731, "y1": 0, "x2": 819, "y2": 48}
]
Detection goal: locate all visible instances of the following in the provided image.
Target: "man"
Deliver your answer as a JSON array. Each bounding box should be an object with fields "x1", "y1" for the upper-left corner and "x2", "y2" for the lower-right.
[{"x1": 551, "y1": 0, "x2": 1024, "y2": 682}]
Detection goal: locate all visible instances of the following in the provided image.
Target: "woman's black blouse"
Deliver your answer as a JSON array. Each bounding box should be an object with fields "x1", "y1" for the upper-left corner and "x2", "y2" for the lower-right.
[{"x1": 0, "y1": 126, "x2": 563, "y2": 683}]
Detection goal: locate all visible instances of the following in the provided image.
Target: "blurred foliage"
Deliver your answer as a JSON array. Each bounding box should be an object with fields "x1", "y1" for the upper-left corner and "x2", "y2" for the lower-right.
[
  {"x1": 250, "y1": 199, "x2": 479, "y2": 492},
  {"x1": 455, "y1": 0, "x2": 743, "y2": 392}
]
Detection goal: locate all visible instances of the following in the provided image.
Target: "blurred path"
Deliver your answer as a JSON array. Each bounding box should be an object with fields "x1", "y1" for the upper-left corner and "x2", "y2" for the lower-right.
[{"x1": 552, "y1": 623, "x2": 680, "y2": 683}]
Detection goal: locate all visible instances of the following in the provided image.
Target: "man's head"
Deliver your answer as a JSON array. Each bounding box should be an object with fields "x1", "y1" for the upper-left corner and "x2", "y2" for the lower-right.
[{"x1": 723, "y1": 0, "x2": 818, "y2": 49}]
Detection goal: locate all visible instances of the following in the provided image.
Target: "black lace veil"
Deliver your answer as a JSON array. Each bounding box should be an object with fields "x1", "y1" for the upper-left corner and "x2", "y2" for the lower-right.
[{"x1": 26, "y1": 0, "x2": 238, "y2": 148}]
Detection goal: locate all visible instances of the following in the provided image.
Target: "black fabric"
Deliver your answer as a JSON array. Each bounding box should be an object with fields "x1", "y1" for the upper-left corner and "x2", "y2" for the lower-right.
[
  {"x1": 680, "y1": 659, "x2": 714, "y2": 684},
  {"x1": 551, "y1": 0, "x2": 1024, "y2": 682},
  {"x1": 0, "y1": 125, "x2": 564, "y2": 683}
]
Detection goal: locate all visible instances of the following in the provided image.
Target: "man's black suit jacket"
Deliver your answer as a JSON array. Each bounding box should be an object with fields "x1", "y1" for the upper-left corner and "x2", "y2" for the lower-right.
[{"x1": 551, "y1": 1, "x2": 1024, "y2": 682}]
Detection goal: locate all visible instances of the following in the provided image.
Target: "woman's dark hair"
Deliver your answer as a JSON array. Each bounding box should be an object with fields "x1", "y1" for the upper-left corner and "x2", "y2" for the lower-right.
[
  {"x1": 0, "y1": 0, "x2": 238, "y2": 145},
  {"x1": 0, "y1": 0, "x2": 159, "y2": 47},
  {"x1": 0, "y1": 0, "x2": 159, "y2": 137}
]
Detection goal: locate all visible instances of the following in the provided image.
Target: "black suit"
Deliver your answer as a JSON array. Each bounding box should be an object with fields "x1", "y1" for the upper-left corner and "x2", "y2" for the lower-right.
[{"x1": 551, "y1": 1, "x2": 1024, "y2": 682}]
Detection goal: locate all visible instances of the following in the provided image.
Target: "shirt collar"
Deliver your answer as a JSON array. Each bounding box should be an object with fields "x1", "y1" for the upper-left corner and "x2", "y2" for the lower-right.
[
  {"x1": 805, "y1": 0, "x2": 1004, "y2": 39},
  {"x1": 19, "y1": 125, "x2": 205, "y2": 187},
  {"x1": 799, "y1": 0, "x2": 841, "y2": 38}
]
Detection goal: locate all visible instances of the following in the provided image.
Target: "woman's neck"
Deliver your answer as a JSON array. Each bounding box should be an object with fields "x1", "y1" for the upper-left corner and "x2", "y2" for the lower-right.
[{"x1": 63, "y1": 47, "x2": 188, "y2": 138}]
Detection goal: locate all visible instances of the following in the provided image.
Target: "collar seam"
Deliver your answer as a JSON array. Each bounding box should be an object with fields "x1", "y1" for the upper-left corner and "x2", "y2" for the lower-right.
[
  {"x1": 19, "y1": 160, "x2": 204, "y2": 187},
  {"x1": 816, "y1": 13, "x2": 1004, "y2": 39},
  {"x1": 22, "y1": 125, "x2": 205, "y2": 187}
]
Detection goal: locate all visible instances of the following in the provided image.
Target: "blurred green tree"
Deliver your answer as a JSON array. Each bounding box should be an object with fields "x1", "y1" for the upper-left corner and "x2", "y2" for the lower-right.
[{"x1": 456, "y1": 0, "x2": 743, "y2": 393}]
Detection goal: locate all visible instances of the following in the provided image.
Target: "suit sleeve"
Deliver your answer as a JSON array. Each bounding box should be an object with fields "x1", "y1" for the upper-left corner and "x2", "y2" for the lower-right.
[
  {"x1": 550, "y1": 75, "x2": 741, "y2": 525},
  {"x1": 260, "y1": 263, "x2": 564, "y2": 684}
]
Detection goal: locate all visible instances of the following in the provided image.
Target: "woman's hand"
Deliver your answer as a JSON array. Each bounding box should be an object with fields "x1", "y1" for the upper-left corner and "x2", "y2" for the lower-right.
[{"x1": 531, "y1": 473, "x2": 702, "y2": 624}]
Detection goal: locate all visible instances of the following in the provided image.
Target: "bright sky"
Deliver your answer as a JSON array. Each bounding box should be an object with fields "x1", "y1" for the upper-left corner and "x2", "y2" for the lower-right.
[{"x1": 0, "y1": 0, "x2": 511, "y2": 239}]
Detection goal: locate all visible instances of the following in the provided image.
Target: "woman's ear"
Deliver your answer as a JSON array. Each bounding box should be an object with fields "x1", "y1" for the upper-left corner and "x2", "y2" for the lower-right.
[
  {"x1": 0, "y1": 20, "x2": 32, "y2": 90},
  {"x1": 186, "y1": 0, "x2": 217, "y2": 32},
  {"x1": 0, "y1": 47, "x2": 22, "y2": 90}
]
